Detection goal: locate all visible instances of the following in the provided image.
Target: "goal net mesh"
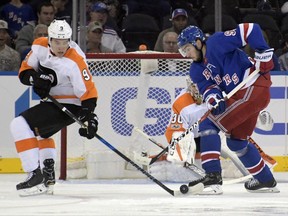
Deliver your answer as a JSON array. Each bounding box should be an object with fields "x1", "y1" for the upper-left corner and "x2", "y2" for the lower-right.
[{"x1": 56, "y1": 52, "x2": 244, "y2": 181}]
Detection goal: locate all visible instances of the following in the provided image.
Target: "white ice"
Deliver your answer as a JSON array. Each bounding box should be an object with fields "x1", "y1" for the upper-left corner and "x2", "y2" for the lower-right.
[{"x1": 0, "y1": 173, "x2": 287, "y2": 216}]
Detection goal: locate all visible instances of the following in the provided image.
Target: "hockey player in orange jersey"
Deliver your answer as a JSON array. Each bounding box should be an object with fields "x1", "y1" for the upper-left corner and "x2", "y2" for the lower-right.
[{"x1": 10, "y1": 20, "x2": 98, "y2": 196}]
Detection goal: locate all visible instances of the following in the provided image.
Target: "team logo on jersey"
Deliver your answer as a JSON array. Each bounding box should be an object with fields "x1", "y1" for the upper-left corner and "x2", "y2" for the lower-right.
[
  {"x1": 171, "y1": 124, "x2": 181, "y2": 129},
  {"x1": 224, "y1": 29, "x2": 236, "y2": 36}
]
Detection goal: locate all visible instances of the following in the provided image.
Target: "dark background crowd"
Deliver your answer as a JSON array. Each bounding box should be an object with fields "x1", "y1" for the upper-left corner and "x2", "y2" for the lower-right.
[{"x1": 1, "y1": 0, "x2": 288, "y2": 71}]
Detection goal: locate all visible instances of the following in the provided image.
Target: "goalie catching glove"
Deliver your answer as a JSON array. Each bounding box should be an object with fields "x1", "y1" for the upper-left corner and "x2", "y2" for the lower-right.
[{"x1": 204, "y1": 88, "x2": 226, "y2": 115}]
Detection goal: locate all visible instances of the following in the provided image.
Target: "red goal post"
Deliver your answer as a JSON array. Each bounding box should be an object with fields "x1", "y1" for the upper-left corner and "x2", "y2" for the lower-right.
[{"x1": 58, "y1": 52, "x2": 243, "y2": 180}]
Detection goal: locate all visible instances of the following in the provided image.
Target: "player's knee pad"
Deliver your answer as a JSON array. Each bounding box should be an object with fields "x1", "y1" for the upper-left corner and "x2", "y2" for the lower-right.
[
  {"x1": 198, "y1": 129, "x2": 218, "y2": 137},
  {"x1": 199, "y1": 118, "x2": 220, "y2": 134},
  {"x1": 200, "y1": 131, "x2": 221, "y2": 153},
  {"x1": 226, "y1": 138, "x2": 249, "y2": 157},
  {"x1": 10, "y1": 116, "x2": 35, "y2": 141}
]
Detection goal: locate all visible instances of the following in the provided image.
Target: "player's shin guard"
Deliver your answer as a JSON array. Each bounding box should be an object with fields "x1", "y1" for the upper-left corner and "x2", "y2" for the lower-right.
[
  {"x1": 188, "y1": 133, "x2": 222, "y2": 195},
  {"x1": 38, "y1": 138, "x2": 57, "y2": 169},
  {"x1": 226, "y1": 138, "x2": 279, "y2": 193},
  {"x1": 200, "y1": 133, "x2": 221, "y2": 173},
  {"x1": 42, "y1": 158, "x2": 55, "y2": 195}
]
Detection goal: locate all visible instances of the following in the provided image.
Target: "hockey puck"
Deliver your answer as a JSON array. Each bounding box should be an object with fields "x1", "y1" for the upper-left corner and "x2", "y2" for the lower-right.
[{"x1": 180, "y1": 184, "x2": 189, "y2": 194}]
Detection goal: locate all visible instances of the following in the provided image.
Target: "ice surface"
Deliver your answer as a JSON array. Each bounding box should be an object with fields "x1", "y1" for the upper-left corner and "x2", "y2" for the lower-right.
[{"x1": 0, "y1": 173, "x2": 287, "y2": 216}]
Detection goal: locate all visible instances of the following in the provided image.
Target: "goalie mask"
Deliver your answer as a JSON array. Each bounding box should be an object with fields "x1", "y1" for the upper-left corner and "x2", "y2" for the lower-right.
[{"x1": 186, "y1": 76, "x2": 202, "y2": 104}]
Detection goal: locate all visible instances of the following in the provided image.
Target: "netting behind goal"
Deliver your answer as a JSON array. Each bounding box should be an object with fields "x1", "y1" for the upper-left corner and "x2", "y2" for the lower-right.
[{"x1": 56, "y1": 52, "x2": 244, "y2": 180}]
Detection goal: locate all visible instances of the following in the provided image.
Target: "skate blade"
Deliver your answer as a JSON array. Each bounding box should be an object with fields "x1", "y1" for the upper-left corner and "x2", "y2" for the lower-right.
[
  {"x1": 18, "y1": 183, "x2": 48, "y2": 197},
  {"x1": 246, "y1": 186, "x2": 280, "y2": 193},
  {"x1": 199, "y1": 184, "x2": 223, "y2": 195},
  {"x1": 46, "y1": 184, "x2": 54, "y2": 195}
]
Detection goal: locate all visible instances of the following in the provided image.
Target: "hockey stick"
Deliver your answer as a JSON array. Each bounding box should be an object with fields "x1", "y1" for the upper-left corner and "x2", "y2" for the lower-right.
[
  {"x1": 134, "y1": 127, "x2": 254, "y2": 184},
  {"x1": 47, "y1": 95, "x2": 204, "y2": 196},
  {"x1": 149, "y1": 69, "x2": 260, "y2": 165},
  {"x1": 248, "y1": 137, "x2": 277, "y2": 168}
]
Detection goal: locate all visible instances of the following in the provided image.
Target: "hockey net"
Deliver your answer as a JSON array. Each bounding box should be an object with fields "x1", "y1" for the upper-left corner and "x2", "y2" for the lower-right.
[{"x1": 55, "y1": 52, "x2": 245, "y2": 181}]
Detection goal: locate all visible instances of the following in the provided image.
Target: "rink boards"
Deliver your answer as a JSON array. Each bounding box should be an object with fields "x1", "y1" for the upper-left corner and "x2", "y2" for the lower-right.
[{"x1": 0, "y1": 71, "x2": 287, "y2": 173}]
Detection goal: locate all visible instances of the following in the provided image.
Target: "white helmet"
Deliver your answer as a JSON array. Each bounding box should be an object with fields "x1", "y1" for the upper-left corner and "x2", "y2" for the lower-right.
[{"x1": 48, "y1": 19, "x2": 72, "y2": 40}]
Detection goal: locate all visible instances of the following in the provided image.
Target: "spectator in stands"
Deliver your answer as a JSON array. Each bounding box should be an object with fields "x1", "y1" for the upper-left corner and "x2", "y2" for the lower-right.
[
  {"x1": 89, "y1": 2, "x2": 126, "y2": 53},
  {"x1": 50, "y1": 0, "x2": 72, "y2": 24},
  {"x1": 19, "y1": 23, "x2": 48, "y2": 60},
  {"x1": 123, "y1": 0, "x2": 170, "y2": 24},
  {"x1": 154, "y1": 8, "x2": 189, "y2": 52},
  {"x1": 15, "y1": 1, "x2": 55, "y2": 59},
  {"x1": 162, "y1": 31, "x2": 178, "y2": 53},
  {"x1": 104, "y1": 0, "x2": 126, "y2": 34},
  {"x1": 201, "y1": 0, "x2": 241, "y2": 23},
  {"x1": 275, "y1": 34, "x2": 288, "y2": 57},
  {"x1": 278, "y1": 34, "x2": 288, "y2": 71},
  {"x1": 27, "y1": 0, "x2": 47, "y2": 17},
  {"x1": 281, "y1": 1, "x2": 288, "y2": 14},
  {"x1": 278, "y1": 52, "x2": 288, "y2": 71},
  {"x1": 257, "y1": 0, "x2": 272, "y2": 11},
  {"x1": 0, "y1": 0, "x2": 36, "y2": 39},
  {"x1": 86, "y1": 21, "x2": 112, "y2": 53},
  {"x1": 33, "y1": 24, "x2": 48, "y2": 38},
  {"x1": 0, "y1": 20, "x2": 21, "y2": 71}
]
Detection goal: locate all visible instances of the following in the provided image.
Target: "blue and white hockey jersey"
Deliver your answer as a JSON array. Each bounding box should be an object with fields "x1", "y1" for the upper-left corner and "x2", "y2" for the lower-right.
[{"x1": 190, "y1": 23, "x2": 271, "y2": 98}]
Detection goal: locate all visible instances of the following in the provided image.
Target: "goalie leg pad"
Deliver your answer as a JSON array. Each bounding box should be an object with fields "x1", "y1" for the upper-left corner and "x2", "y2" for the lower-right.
[{"x1": 167, "y1": 132, "x2": 196, "y2": 164}]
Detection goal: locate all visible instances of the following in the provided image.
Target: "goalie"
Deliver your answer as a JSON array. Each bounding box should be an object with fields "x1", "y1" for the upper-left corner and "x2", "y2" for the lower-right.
[{"x1": 164, "y1": 77, "x2": 204, "y2": 166}]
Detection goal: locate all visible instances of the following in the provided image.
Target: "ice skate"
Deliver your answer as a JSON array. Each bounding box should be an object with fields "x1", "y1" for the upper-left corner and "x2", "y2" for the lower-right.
[
  {"x1": 16, "y1": 167, "x2": 47, "y2": 197},
  {"x1": 43, "y1": 159, "x2": 55, "y2": 195},
  {"x1": 188, "y1": 172, "x2": 223, "y2": 195},
  {"x1": 245, "y1": 177, "x2": 280, "y2": 193}
]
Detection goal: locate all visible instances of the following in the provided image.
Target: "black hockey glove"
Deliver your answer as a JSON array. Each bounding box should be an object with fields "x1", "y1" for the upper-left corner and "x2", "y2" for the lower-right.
[
  {"x1": 78, "y1": 113, "x2": 98, "y2": 139},
  {"x1": 78, "y1": 98, "x2": 97, "y2": 122},
  {"x1": 32, "y1": 74, "x2": 53, "y2": 99}
]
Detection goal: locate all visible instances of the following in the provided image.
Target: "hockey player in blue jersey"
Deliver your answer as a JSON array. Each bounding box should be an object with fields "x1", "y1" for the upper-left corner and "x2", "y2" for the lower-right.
[{"x1": 177, "y1": 23, "x2": 279, "y2": 194}]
